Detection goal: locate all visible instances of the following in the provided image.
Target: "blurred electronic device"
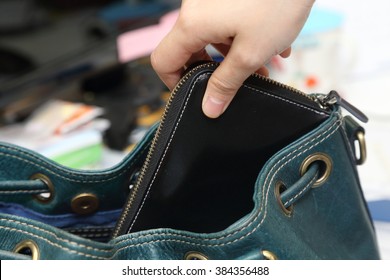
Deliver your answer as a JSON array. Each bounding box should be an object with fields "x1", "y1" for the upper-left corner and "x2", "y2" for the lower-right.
[{"x1": 87, "y1": 1, "x2": 173, "y2": 38}]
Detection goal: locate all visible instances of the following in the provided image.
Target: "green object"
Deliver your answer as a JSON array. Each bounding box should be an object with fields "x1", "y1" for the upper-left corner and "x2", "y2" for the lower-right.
[{"x1": 50, "y1": 144, "x2": 103, "y2": 169}]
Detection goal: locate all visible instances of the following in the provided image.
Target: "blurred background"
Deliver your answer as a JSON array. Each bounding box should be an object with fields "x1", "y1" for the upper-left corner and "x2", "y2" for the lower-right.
[
  {"x1": 0, "y1": 0, "x2": 389, "y2": 258},
  {"x1": 307, "y1": 0, "x2": 390, "y2": 260}
]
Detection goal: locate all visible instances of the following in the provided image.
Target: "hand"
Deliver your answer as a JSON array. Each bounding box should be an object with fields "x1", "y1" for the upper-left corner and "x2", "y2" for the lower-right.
[{"x1": 151, "y1": 0, "x2": 315, "y2": 118}]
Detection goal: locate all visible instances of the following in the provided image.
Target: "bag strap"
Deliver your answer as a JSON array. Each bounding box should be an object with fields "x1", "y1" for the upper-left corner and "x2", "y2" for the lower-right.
[
  {"x1": 0, "y1": 179, "x2": 48, "y2": 195},
  {"x1": 280, "y1": 162, "x2": 321, "y2": 210}
]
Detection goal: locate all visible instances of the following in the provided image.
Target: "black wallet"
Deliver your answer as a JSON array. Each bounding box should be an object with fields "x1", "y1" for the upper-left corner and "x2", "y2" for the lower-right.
[{"x1": 112, "y1": 62, "x2": 329, "y2": 237}]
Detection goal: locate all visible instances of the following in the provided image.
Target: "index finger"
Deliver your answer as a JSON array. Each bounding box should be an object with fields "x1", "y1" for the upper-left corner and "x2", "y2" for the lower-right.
[{"x1": 151, "y1": 25, "x2": 210, "y2": 91}]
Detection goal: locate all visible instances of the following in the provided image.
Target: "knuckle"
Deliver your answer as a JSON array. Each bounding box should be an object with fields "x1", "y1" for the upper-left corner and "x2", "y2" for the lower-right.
[
  {"x1": 177, "y1": 13, "x2": 197, "y2": 35},
  {"x1": 239, "y1": 53, "x2": 261, "y2": 70},
  {"x1": 230, "y1": 50, "x2": 261, "y2": 72},
  {"x1": 209, "y1": 74, "x2": 237, "y2": 98}
]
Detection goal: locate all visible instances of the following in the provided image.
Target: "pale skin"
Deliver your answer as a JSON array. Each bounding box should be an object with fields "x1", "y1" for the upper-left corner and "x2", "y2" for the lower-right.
[{"x1": 151, "y1": 0, "x2": 316, "y2": 118}]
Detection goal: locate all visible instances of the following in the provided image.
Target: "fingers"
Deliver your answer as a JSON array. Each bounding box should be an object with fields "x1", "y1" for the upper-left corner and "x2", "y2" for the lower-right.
[
  {"x1": 185, "y1": 48, "x2": 213, "y2": 69},
  {"x1": 153, "y1": 27, "x2": 292, "y2": 119},
  {"x1": 150, "y1": 40, "x2": 184, "y2": 92},
  {"x1": 280, "y1": 47, "x2": 292, "y2": 58},
  {"x1": 150, "y1": 22, "x2": 209, "y2": 91},
  {"x1": 256, "y1": 66, "x2": 269, "y2": 77},
  {"x1": 150, "y1": 0, "x2": 315, "y2": 119},
  {"x1": 202, "y1": 37, "x2": 266, "y2": 118}
]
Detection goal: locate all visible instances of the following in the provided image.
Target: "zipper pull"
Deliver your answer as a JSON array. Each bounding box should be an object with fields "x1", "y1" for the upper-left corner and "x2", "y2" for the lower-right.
[{"x1": 322, "y1": 90, "x2": 369, "y2": 123}]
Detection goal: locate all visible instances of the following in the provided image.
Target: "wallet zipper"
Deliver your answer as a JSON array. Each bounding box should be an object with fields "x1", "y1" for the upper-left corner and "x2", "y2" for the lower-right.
[
  {"x1": 313, "y1": 90, "x2": 368, "y2": 123},
  {"x1": 112, "y1": 61, "x2": 328, "y2": 238},
  {"x1": 111, "y1": 62, "x2": 217, "y2": 237}
]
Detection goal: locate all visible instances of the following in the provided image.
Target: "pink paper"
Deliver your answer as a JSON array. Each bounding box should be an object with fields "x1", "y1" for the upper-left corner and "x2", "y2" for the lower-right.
[{"x1": 117, "y1": 9, "x2": 179, "y2": 62}]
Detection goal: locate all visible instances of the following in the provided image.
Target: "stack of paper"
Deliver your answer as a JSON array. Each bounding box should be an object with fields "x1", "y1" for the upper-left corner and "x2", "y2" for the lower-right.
[{"x1": 0, "y1": 100, "x2": 109, "y2": 169}]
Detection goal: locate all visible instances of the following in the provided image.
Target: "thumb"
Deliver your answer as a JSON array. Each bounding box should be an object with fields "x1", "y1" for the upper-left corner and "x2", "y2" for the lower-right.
[{"x1": 202, "y1": 48, "x2": 260, "y2": 118}]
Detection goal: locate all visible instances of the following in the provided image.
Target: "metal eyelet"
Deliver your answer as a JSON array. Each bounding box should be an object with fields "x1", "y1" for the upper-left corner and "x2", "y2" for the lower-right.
[
  {"x1": 300, "y1": 153, "x2": 332, "y2": 187},
  {"x1": 184, "y1": 251, "x2": 209, "y2": 260},
  {"x1": 71, "y1": 193, "x2": 99, "y2": 215},
  {"x1": 275, "y1": 181, "x2": 293, "y2": 216},
  {"x1": 262, "y1": 250, "x2": 278, "y2": 260},
  {"x1": 31, "y1": 173, "x2": 55, "y2": 203},
  {"x1": 14, "y1": 240, "x2": 39, "y2": 260},
  {"x1": 355, "y1": 131, "x2": 367, "y2": 165}
]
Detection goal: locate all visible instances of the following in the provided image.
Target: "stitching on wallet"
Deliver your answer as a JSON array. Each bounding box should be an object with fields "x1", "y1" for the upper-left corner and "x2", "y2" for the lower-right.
[
  {"x1": 128, "y1": 74, "x2": 209, "y2": 232},
  {"x1": 243, "y1": 84, "x2": 328, "y2": 116},
  {"x1": 76, "y1": 233, "x2": 110, "y2": 239},
  {"x1": 0, "y1": 143, "x2": 149, "y2": 184},
  {"x1": 67, "y1": 227, "x2": 113, "y2": 234},
  {"x1": 114, "y1": 87, "x2": 342, "y2": 248},
  {"x1": 130, "y1": 73, "x2": 328, "y2": 231}
]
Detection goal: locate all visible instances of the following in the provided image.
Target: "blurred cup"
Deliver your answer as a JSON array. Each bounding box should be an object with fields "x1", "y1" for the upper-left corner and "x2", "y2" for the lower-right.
[{"x1": 270, "y1": 8, "x2": 354, "y2": 93}]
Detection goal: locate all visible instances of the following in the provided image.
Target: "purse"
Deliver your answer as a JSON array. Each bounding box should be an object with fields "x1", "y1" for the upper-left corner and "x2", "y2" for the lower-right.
[{"x1": 0, "y1": 62, "x2": 380, "y2": 260}]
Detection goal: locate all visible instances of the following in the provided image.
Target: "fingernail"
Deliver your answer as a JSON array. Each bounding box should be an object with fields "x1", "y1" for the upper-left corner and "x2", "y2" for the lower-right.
[{"x1": 203, "y1": 95, "x2": 227, "y2": 118}]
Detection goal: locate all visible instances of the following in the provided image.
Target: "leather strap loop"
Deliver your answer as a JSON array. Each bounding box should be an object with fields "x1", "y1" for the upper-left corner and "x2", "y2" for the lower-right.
[
  {"x1": 0, "y1": 180, "x2": 48, "y2": 195},
  {"x1": 280, "y1": 162, "x2": 320, "y2": 209}
]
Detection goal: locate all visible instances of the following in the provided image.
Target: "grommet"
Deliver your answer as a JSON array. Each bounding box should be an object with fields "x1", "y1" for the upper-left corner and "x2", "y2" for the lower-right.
[
  {"x1": 261, "y1": 250, "x2": 278, "y2": 260},
  {"x1": 275, "y1": 181, "x2": 293, "y2": 216},
  {"x1": 71, "y1": 193, "x2": 99, "y2": 215},
  {"x1": 300, "y1": 153, "x2": 332, "y2": 187},
  {"x1": 14, "y1": 240, "x2": 39, "y2": 260},
  {"x1": 184, "y1": 251, "x2": 209, "y2": 260},
  {"x1": 31, "y1": 173, "x2": 55, "y2": 203}
]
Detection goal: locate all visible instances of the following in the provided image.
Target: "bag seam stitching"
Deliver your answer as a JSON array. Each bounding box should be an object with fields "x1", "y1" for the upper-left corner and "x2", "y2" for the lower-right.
[{"x1": 0, "y1": 144, "x2": 149, "y2": 184}]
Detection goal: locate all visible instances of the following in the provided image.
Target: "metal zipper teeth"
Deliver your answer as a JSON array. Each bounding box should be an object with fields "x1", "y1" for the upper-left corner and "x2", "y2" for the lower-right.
[
  {"x1": 112, "y1": 62, "x2": 216, "y2": 237},
  {"x1": 112, "y1": 61, "x2": 318, "y2": 237},
  {"x1": 252, "y1": 72, "x2": 312, "y2": 100}
]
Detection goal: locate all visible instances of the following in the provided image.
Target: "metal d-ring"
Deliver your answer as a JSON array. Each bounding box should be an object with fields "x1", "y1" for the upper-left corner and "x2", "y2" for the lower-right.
[{"x1": 355, "y1": 131, "x2": 367, "y2": 165}]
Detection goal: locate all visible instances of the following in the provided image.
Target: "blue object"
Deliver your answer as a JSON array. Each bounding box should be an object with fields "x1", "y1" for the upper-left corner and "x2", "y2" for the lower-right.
[
  {"x1": 300, "y1": 8, "x2": 344, "y2": 36},
  {"x1": 98, "y1": 2, "x2": 170, "y2": 24},
  {"x1": 368, "y1": 200, "x2": 390, "y2": 222},
  {"x1": 0, "y1": 202, "x2": 121, "y2": 228}
]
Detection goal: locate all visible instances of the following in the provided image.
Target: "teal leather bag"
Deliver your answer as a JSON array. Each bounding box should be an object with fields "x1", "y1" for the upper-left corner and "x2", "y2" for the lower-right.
[{"x1": 0, "y1": 62, "x2": 380, "y2": 260}]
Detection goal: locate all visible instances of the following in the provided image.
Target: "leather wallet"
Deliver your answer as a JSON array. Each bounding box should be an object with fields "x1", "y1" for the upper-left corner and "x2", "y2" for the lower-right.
[{"x1": 113, "y1": 62, "x2": 330, "y2": 237}]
